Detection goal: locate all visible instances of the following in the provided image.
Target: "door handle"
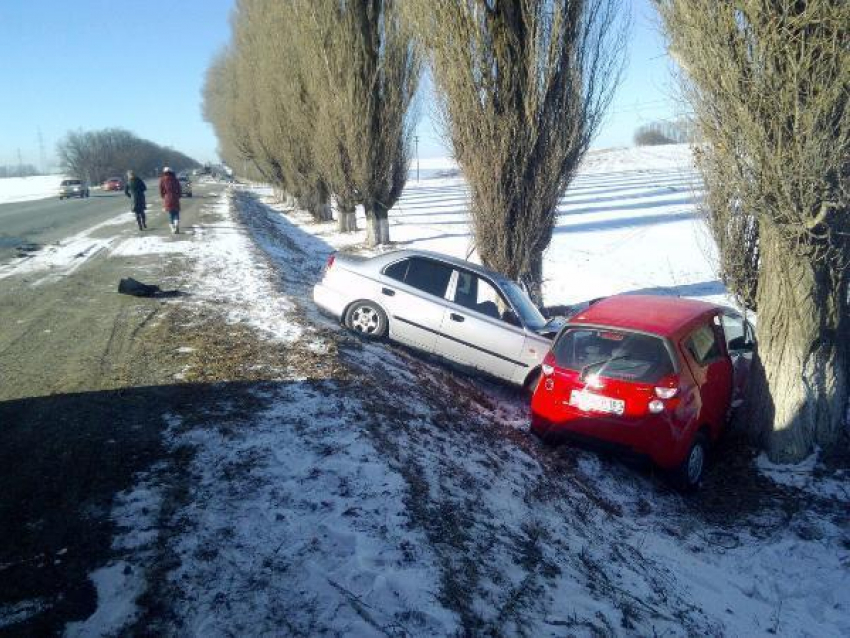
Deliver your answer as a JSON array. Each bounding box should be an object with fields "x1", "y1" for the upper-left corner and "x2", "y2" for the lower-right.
[
  {"x1": 450, "y1": 313, "x2": 465, "y2": 322},
  {"x1": 381, "y1": 287, "x2": 395, "y2": 297}
]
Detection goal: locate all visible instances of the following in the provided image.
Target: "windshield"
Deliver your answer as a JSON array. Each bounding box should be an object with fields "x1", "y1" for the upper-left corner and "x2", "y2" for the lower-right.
[
  {"x1": 61, "y1": 180, "x2": 79, "y2": 185},
  {"x1": 499, "y1": 279, "x2": 546, "y2": 331},
  {"x1": 552, "y1": 327, "x2": 674, "y2": 383}
]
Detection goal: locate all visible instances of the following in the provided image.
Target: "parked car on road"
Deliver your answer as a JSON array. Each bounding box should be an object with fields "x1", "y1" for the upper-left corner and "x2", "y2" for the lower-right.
[
  {"x1": 314, "y1": 250, "x2": 564, "y2": 388},
  {"x1": 58, "y1": 179, "x2": 89, "y2": 199},
  {"x1": 103, "y1": 177, "x2": 124, "y2": 191},
  {"x1": 178, "y1": 176, "x2": 193, "y2": 197},
  {"x1": 530, "y1": 295, "x2": 755, "y2": 489}
]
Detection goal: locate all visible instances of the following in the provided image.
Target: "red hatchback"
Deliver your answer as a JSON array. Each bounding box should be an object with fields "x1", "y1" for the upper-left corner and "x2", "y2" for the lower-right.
[
  {"x1": 103, "y1": 177, "x2": 124, "y2": 191},
  {"x1": 531, "y1": 295, "x2": 754, "y2": 489}
]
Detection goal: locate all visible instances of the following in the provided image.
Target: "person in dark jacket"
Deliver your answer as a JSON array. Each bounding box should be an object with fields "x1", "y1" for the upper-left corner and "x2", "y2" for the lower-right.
[
  {"x1": 124, "y1": 170, "x2": 147, "y2": 230},
  {"x1": 159, "y1": 167, "x2": 182, "y2": 234}
]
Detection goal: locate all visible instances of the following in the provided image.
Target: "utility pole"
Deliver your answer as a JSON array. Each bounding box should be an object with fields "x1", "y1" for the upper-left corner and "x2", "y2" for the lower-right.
[
  {"x1": 37, "y1": 128, "x2": 46, "y2": 175},
  {"x1": 16, "y1": 148, "x2": 23, "y2": 177},
  {"x1": 414, "y1": 135, "x2": 419, "y2": 183}
]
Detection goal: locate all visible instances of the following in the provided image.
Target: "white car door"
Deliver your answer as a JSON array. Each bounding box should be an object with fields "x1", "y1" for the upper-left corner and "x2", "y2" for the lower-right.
[
  {"x1": 435, "y1": 269, "x2": 530, "y2": 382},
  {"x1": 380, "y1": 257, "x2": 453, "y2": 353}
]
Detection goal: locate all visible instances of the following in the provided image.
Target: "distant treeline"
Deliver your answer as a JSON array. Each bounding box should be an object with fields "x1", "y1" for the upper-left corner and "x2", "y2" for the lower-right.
[
  {"x1": 633, "y1": 119, "x2": 699, "y2": 146},
  {"x1": 0, "y1": 164, "x2": 40, "y2": 178},
  {"x1": 56, "y1": 128, "x2": 200, "y2": 184}
]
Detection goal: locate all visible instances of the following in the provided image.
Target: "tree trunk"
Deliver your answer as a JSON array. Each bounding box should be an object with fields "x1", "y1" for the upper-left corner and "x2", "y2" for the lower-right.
[
  {"x1": 521, "y1": 249, "x2": 545, "y2": 308},
  {"x1": 309, "y1": 181, "x2": 333, "y2": 222},
  {"x1": 337, "y1": 202, "x2": 357, "y2": 233},
  {"x1": 365, "y1": 202, "x2": 390, "y2": 247},
  {"x1": 745, "y1": 228, "x2": 848, "y2": 462}
]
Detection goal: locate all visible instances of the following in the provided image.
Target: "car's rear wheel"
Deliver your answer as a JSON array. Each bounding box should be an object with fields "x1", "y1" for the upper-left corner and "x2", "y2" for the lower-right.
[
  {"x1": 673, "y1": 431, "x2": 709, "y2": 491},
  {"x1": 344, "y1": 301, "x2": 387, "y2": 339},
  {"x1": 523, "y1": 368, "x2": 542, "y2": 396}
]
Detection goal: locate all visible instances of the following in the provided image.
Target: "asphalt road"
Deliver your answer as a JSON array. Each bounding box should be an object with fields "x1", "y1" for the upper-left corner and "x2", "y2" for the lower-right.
[{"x1": 0, "y1": 182, "x2": 202, "y2": 264}]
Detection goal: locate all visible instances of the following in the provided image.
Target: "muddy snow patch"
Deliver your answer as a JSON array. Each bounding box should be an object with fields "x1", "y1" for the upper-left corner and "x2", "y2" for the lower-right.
[
  {"x1": 63, "y1": 478, "x2": 163, "y2": 637},
  {"x1": 110, "y1": 236, "x2": 192, "y2": 257},
  {"x1": 757, "y1": 452, "x2": 850, "y2": 501},
  {"x1": 188, "y1": 192, "x2": 301, "y2": 343},
  {"x1": 158, "y1": 385, "x2": 457, "y2": 636},
  {"x1": 0, "y1": 212, "x2": 132, "y2": 284}
]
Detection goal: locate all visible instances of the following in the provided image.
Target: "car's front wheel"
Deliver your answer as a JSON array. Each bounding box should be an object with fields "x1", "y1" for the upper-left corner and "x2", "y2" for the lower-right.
[
  {"x1": 673, "y1": 431, "x2": 709, "y2": 491},
  {"x1": 344, "y1": 301, "x2": 387, "y2": 339}
]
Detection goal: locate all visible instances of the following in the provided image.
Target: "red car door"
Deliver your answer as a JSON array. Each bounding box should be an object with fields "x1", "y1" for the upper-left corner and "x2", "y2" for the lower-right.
[{"x1": 679, "y1": 316, "x2": 734, "y2": 435}]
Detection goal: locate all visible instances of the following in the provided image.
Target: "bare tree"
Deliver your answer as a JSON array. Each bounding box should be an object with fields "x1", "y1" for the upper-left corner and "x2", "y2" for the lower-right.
[
  {"x1": 406, "y1": 0, "x2": 627, "y2": 303},
  {"x1": 657, "y1": 1, "x2": 849, "y2": 462},
  {"x1": 303, "y1": 0, "x2": 421, "y2": 241},
  {"x1": 57, "y1": 128, "x2": 199, "y2": 183}
]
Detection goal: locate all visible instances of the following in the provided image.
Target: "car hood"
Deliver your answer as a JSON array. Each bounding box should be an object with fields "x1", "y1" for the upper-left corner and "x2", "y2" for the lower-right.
[{"x1": 532, "y1": 316, "x2": 566, "y2": 340}]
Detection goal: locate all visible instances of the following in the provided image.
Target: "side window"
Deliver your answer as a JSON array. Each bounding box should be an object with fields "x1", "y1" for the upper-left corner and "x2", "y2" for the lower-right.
[
  {"x1": 685, "y1": 324, "x2": 722, "y2": 366},
  {"x1": 383, "y1": 258, "x2": 409, "y2": 282},
  {"x1": 453, "y1": 271, "x2": 511, "y2": 321},
  {"x1": 721, "y1": 311, "x2": 755, "y2": 352},
  {"x1": 404, "y1": 258, "x2": 453, "y2": 298}
]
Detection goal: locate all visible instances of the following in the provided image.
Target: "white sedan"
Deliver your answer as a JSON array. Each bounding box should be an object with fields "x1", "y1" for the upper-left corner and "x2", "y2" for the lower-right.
[{"x1": 313, "y1": 249, "x2": 563, "y2": 388}]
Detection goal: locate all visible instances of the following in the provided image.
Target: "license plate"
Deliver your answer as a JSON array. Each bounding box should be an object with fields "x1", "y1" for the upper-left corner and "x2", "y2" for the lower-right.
[{"x1": 569, "y1": 390, "x2": 625, "y2": 415}]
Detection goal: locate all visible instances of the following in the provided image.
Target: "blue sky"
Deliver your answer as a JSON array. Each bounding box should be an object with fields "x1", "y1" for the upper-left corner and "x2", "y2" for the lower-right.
[{"x1": 0, "y1": 0, "x2": 681, "y2": 168}]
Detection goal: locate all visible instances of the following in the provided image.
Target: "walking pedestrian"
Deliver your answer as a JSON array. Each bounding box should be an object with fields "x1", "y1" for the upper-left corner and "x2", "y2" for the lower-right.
[
  {"x1": 159, "y1": 167, "x2": 182, "y2": 234},
  {"x1": 125, "y1": 170, "x2": 147, "y2": 230}
]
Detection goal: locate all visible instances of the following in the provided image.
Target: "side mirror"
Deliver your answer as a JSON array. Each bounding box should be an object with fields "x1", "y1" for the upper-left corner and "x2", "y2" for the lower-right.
[
  {"x1": 503, "y1": 310, "x2": 521, "y2": 327},
  {"x1": 728, "y1": 336, "x2": 754, "y2": 353}
]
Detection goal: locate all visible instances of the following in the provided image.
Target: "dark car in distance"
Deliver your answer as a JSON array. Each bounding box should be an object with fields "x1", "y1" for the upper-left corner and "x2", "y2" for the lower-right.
[{"x1": 178, "y1": 176, "x2": 192, "y2": 197}]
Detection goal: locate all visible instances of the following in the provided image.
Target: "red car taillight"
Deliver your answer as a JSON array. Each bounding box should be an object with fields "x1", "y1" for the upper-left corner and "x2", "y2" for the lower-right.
[
  {"x1": 541, "y1": 351, "x2": 556, "y2": 377},
  {"x1": 324, "y1": 253, "x2": 336, "y2": 273}
]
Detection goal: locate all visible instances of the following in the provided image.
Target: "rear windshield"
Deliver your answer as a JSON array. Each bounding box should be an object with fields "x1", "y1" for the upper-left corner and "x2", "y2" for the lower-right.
[{"x1": 552, "y1": 327, "x2": 674, "y2": 383}]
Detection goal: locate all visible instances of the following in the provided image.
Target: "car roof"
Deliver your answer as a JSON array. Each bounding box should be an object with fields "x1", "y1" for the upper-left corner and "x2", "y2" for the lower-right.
[
  {"x1": 372, "y1": 249, "x2": 512, "y2": 282},
  {"x1": 568, "y1": 294, "x2": 720, "y2": 336}
]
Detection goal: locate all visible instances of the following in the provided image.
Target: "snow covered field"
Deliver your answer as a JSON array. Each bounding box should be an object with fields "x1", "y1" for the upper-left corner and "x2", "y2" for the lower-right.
[
  {"x1": 0, "y1": 175, "x2": 67, "y2": 204},
  {"x1": 267, "y1": 144, "x2": 729, "y2": 310},
  {"x1": 7, "y1": 147, "x2": 845, "y2": 636}
]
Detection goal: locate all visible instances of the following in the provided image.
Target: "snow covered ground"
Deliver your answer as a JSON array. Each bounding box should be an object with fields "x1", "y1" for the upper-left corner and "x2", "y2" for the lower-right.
[
  {"x1": 43, "y1": 146, "x2": 848, "y2": 637},
  {"x1": 0, "y1": 175, "x2": 68, "y2": 204}
]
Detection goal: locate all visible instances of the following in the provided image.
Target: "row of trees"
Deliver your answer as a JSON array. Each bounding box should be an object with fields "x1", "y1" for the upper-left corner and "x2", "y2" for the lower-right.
[
  {"x1": 57, "y1": 128, "x2": 200, "y2": 185},
  {"x1": 633, "y1": 119, "x2": 698, "y2": 146},
  {"x1": 204, "y1": 0, "x2": 421, "y2": 244},
  {"x1": 204, "y1": 0, "x2": 628, "y2": 301}
]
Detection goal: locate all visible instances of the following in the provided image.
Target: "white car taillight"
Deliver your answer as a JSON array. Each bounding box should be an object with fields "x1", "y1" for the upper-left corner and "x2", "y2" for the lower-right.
[
  {"x1": 654, "y1": 386, "x2": 679, "y2": 399},
  {"x1": 325, "y1": 254, "x2": 336, "y2": 272}
]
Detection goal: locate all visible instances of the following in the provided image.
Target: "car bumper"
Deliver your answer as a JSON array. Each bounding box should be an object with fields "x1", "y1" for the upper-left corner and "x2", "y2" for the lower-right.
[
  {"x1": 313, "y1": 283, "x2": 348, "y2": 321},
  {"x1": 530, "y1": 404, "x2": 692, "y2": 469}
]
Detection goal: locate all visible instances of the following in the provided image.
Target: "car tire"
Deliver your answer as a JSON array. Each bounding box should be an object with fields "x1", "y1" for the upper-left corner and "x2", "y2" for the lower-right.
[
  {"x1": 673, "y1": 431, "x2": 709, "y2": 492},
  {"x1": 523, "y1": 368, "x2": 542, "y2": 396},
  {"x1": 344, "y1": 301, "x2": 387, "y2": 339}
]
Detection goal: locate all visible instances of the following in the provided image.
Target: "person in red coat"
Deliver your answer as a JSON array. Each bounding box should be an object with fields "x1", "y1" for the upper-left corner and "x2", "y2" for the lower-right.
[{"x1": 159, "y1": 167, "x2": 182, "y2": 234}]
